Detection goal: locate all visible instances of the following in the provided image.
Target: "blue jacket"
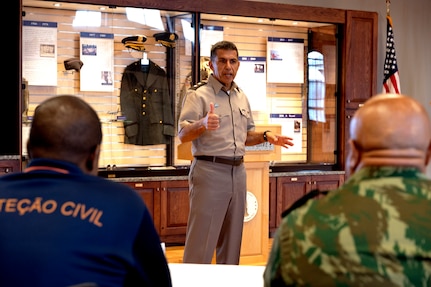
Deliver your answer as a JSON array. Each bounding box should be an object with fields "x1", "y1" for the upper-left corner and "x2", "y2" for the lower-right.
[{"x1": 0, "y1": 158, "x2": 172, "y2": 287}]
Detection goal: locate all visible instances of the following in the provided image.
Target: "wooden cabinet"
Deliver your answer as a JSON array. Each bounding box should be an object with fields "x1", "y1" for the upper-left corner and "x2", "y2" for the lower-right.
[
  {"x1": 269, "y1": 173, "x2": 345, "y2": 236},
  {"x1": 0, "y1": 160, "x2": 21, "y2": 175},
  {"x1": 159, "y1": 180, "x2": 190, "y2": 244},
  {"x1": 268, "y1": 177, "x2": 277, "y2": 238},
  {"x1": 123, "y1": 179, "x2": 189, "y2": 244},
  {"x1": 123, "y1": 181, "x2": 159, "y2": 225},
  {"x1": 344, "y1": 108, "x2": 356, "y2": 154},
  {"x1": 123, "y1": 173, "x2": 344, "y2": 242},
  {"x1": 339, "y1": 10, "x2": 378, "y2": 170},
  {"x1": 344, "y1": 10, "x2": 378, "y2": 110}
]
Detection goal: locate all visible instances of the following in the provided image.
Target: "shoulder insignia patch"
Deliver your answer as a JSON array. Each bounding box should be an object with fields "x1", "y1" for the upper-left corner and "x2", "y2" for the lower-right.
[
  {"x1": 191, "y1": 82, "x2": 208, "y2": 90},
  {"x1": 281, "y1": 189, "x2": 329, "y2": 218}
]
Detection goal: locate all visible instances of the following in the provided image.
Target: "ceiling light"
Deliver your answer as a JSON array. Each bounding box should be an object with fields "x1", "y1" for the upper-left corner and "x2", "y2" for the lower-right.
[
  {"x1": 125, "y1": 7, "x2": 165, "y2": 31},
  {"x1": 73, "y1": 11, "x2": 101, "y2": 27}
]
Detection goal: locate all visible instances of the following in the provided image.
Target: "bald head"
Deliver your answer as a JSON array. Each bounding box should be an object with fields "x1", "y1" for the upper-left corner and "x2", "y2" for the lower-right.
[
  {"x1": 347, "y1": 93, "x2": 431, "y2": 174},
  {"x1": 27, "y1": 95, "x2": 102, "y2": 174}
]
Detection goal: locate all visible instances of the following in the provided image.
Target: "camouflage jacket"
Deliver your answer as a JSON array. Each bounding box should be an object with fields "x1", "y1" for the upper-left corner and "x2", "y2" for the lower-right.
[{"x1": 264, "y1": 166, "x2": 431, "y2": 287}]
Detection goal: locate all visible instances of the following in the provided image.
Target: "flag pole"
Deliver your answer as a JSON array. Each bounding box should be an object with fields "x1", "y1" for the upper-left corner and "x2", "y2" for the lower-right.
[
  {"x1": 386, "y1": 0, "x2": 391, "y2": 16},
  {"x1": 382, "y1": 0, "x2": 401, "y2": 94}
]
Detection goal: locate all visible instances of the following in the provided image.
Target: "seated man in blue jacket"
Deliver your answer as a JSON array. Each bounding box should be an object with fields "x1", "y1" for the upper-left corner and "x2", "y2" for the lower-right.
[{"x1": 0, "y1": 95, "x2": 172, "y2": 287}]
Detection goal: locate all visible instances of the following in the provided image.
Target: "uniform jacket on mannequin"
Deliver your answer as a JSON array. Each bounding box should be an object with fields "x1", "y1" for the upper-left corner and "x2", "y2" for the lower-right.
[{"x1": 120, "y1": 59, "x2": 175, "y2": 145}]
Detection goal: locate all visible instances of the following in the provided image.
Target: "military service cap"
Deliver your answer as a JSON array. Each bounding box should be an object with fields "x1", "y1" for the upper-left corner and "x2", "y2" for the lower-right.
[
  {"x1": 153, "y1": 32, "x2": 178, "y2": 48},
  {"x1": 121, "y1": 35, "x2": 147, "y2": 51}
]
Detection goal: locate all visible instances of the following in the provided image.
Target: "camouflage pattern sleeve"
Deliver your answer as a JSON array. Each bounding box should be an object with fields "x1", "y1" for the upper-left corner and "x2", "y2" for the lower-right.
[{"x1": 264, "y1": 166, "x2": 431, "y2": 286}]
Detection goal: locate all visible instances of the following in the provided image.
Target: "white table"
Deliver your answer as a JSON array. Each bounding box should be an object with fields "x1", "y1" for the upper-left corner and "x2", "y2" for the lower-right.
[{"x1": 168, "y1": 263, "x2": 265, "y2": 287}]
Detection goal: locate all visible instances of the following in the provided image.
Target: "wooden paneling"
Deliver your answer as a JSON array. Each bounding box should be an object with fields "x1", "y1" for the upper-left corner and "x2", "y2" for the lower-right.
[
  {"x1": 340, "y1": 10, "x2": 378, "y2": 170},
  {"x1": 344, "y1": 10, "x2": 378, "y2": 110}
]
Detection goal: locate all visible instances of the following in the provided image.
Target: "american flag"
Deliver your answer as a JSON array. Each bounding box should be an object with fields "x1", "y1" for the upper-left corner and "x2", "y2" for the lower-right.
[{"x1": 382, "y1": 15, "x2": 401, "y2": 94}]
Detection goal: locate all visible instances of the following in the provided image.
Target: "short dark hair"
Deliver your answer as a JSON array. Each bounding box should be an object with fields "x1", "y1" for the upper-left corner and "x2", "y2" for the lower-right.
[
  {"x1": 210, "y1": 41, "x2": 239, "y2": 61},
  {"x1": 27, "y1": 95, "x2": 102, "y2": 160}
]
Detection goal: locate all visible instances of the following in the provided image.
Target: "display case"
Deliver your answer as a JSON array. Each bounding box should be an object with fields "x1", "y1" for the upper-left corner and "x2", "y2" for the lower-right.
[
  {"x1": 16, "y1": 1, "x2": 378, "y2": 259},
  {"x1": 18, "y1": 0, "x2": 380, "y2": 174}
]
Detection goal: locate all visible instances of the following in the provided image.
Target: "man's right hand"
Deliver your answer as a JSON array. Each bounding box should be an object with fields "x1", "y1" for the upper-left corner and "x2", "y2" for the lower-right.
[{"x1": 203, "y1": 102, "x2": 220, "y2": 130}]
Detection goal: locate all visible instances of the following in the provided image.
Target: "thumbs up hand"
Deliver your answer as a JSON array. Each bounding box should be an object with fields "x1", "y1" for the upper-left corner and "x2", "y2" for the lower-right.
[{"x1": 203, "y1": 102, "x2": 220, "y2": 130}]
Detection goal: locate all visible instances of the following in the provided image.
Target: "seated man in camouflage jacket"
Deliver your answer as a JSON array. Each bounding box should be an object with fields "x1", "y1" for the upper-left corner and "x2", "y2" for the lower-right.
[{"x1": 264, "y1": 93, "x2": 431, "y2": 286}]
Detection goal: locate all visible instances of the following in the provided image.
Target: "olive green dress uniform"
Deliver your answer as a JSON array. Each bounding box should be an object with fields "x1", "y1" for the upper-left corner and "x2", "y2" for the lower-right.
[
  {"x1": 120, "y1": 60, "x2": 175, "y2": 145},
  {"x1": 178, "y1": 74, "x2": 255, "y2": 264},
  {"x1": 264, "y1": 166, "x2": 431, "y2": 286}
]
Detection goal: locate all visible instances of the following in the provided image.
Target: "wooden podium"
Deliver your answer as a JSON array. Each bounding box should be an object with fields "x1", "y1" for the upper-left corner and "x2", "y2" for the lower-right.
[
  {"x1": 240, "y1": 124, "x2": 281, "y2": 264},
  {"x1": 177, "y1": 124, "x2": 281, "y2": 265}
]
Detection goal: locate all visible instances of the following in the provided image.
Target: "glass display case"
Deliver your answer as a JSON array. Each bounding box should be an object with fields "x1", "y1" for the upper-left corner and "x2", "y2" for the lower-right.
[{"x1": 21, "y1": 0, "x2": 340, "y2": 172}]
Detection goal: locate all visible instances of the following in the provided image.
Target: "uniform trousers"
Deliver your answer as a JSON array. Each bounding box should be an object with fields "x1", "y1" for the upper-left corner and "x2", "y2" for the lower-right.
[{"x1": 183, "y1": 158, "x2": 247, "y2": 264}]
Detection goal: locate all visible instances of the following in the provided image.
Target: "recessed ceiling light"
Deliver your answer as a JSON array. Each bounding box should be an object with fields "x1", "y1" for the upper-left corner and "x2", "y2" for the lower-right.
[{"x1": 53, "y1": 3, "x2": 61, "y2": 7}]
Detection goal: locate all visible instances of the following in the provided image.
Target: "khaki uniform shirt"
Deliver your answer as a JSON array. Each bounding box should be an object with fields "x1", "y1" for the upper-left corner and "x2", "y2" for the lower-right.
[{"x1": 178, "y1": 74, "x2": 255, "y2": 157}]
